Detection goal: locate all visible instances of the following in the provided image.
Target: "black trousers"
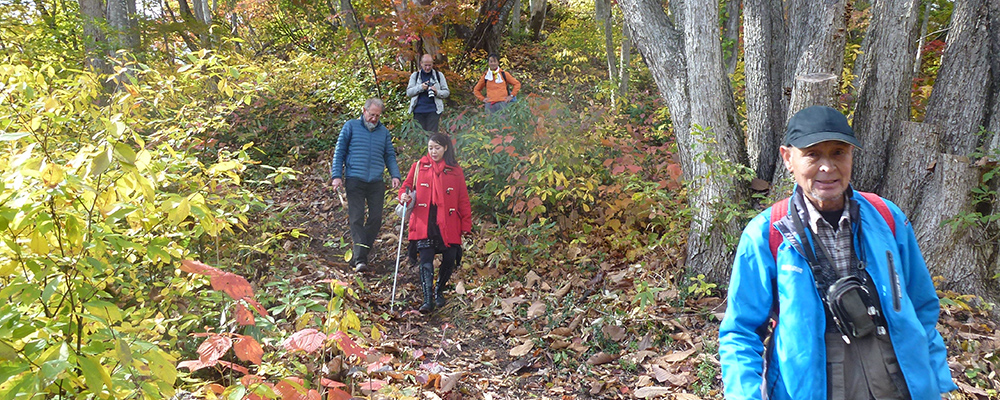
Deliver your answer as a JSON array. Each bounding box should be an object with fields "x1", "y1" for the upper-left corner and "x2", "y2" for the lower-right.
[
  {"x1": 413, "y1": 112, "x2": 440, "y2": 133},
  {"x1": 344, "y1": 178, "x2": 385, "y2": 264}
]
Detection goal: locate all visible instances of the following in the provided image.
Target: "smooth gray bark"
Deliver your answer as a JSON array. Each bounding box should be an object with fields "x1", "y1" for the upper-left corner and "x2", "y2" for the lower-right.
[
  {"x1": 78, "y1": 0, "x2": 107, "y2": 73},
  {"x1": 618, "y1": 23, "x2": 631, "y2": 97},
  {"x1": 528, "y1": 0, "x2": 545, "y2": 39},
  {"x1": 596, "y1": 0, "x2": 618, "y2": 80}
]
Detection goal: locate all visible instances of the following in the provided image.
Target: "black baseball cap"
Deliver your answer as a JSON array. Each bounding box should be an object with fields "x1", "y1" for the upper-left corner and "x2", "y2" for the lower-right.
[{"x1": 783, "y1": 105, "x2": 863, "y2": 149}]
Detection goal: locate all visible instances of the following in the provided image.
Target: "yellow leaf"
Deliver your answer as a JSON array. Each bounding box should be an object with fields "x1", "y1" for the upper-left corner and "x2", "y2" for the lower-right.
[
  {"x1": 167, "y1": 198, "x2": 190, "y2": 225},
  {"x1": 341, "y1": 309, "x2": 361, "y2": 332},
  {"x1": 371, "y1": 326, "x2": 382, "y2": 341},
  {"x1": 43, "y1": 97, "x2": 59, "y2": 112},
  {"x1": 135, "y1": 150, "x2": 151, "y2": 171},
  {"x1": 30, "y1": 116, "x2": 41, "y2": 130},
  {"x1": 40, "y1": 162, "x2": 64, "y2": 187},
  {"x1": 145, "y1": 349, "x2": 177, "y2": 386},
  {"x1": 29, "y1": 231, "x2": 49, "y2": 254}
]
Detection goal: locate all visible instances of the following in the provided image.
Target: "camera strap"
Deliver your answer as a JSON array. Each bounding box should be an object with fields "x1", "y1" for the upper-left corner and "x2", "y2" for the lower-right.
[{"x1": 789, "y1": 200, "x2": 886, "y2": 343}]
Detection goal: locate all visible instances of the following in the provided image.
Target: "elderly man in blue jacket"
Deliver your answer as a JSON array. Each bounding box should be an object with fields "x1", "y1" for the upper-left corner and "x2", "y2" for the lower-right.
[
  {"x1": 331, "y1": 98, "x2": 401, "y2": 272},
  {"x1": 719, "y1": 106, "x2": 956, "y2": 400}
]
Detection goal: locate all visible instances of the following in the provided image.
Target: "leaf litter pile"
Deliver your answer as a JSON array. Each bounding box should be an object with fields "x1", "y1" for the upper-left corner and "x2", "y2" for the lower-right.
[{"x1": 235, "y1": 153, "x2": 1000, "y2": 400}]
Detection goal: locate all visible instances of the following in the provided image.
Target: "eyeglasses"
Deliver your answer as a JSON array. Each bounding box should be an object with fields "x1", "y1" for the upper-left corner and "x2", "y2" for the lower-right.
[{"x1": 364, "y1": 109, "x2": 382, "y2": 119}]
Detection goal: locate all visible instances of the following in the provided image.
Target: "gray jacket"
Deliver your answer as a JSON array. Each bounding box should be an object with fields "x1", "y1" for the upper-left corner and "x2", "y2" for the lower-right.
[{"x1": 406, "y1": 70, "x2": 449, "y2": 114}]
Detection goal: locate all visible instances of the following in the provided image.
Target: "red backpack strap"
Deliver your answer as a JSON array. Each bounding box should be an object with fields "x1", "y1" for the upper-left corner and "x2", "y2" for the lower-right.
[
  {"x1": 858, "y1": 192, "x2": 895, "y2": 237},
  {"x1": 768, "y1": 198, "x2": 790, "y2": 261}
]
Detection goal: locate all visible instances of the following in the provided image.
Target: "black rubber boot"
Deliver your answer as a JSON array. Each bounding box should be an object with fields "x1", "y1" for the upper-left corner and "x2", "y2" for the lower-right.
[
  {"x1": 419, "y1": 263, "x2": 435, "y2": 314},
  {"x1": 435, "y1": 261, "x2": 453, "y2": 308}
]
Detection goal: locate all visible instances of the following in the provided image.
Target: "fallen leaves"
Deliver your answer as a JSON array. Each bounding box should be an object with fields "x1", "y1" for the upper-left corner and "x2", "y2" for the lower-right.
[{"x1": 509, "y1": 341, "x2": 534, "y2": 357}]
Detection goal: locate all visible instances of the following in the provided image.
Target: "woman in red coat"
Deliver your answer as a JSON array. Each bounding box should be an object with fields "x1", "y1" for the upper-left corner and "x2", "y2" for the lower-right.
[{"x1": 398, "y1": 133, "x2": 472, "y2": 313}]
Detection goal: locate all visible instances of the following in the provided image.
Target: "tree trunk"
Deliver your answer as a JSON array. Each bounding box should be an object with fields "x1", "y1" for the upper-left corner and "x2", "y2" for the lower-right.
[
  {"x1": 341, "y1": 0, "x2": 359, "y2": 32},
  {"x1": 721, "y1": 0, "x2": 741, "y2": 75},
  {"x1": 683, "y1": 0, "x2": 749, "y2": 282},
  {"x1": 620, "y1": 0, "x2": 747, "y2": 283},
  {"x1": 78, "y1": 0, "x2": 107, "y2": 73},
  {"x1": 618, "y1": 23, "x2": 632, "y2": 97},
  {"x1": 743, "y1": 0, "x2": 787, "y2": 182},
  {"x1": 881, "y1": 122, "x2": 937, "y2": 216},
  {"x1": 191, "y1": 0, "x2": 212, "y2": 47},
  {"x1": 923, "y1": 0, "x2": 991, "y2": 156},
  {"x1": 596, "y1": 0, "x2": 618, "y2": 81},
  {"x1": 908, "y1": 0, "x2": 996, "y2": 302},
  {"x1": 466, "y1": 0, "x2": 516, "y2": 54},
  {"x1": 106, "y1": 0, "x2": 138, "y2": 50},
  {"x1": 850, "y1": 0, "x2": 921, "y2": 192},
  {"x1": 511, "y1": 0, "x2": 521, "y2": 34},
  {"x1": 528, "y1": 0, "x2": 545, "y2": 40},
  {"x1": 989, "y1": 0, "x2": 1000, "y2": 153},
  {"x1": 913, "y1": 154, "x2": 995, "y2": 304}
]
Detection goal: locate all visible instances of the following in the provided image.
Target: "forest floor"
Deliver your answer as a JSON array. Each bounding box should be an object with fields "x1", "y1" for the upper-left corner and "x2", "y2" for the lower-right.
[{"x1": 258, "y1": 147, "x2": 1000, "y2": 400}]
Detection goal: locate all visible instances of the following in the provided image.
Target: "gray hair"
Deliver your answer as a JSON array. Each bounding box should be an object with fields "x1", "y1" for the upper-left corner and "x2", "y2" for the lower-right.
[{"x1": 364, "y1": 98, "x2": 384, "y2": 110}]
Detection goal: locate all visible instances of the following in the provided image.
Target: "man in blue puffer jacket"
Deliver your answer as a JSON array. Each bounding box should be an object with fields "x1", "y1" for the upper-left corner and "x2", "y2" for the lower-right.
[
  {"x1": 331, "y1": 98, "x2": 401, "y2": 272},
  {"x1": 719, "y1": 106, "x2": 956, "y2": 400}
]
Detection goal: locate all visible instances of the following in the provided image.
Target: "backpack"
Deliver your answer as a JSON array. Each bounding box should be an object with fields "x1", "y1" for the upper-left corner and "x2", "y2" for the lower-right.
[{"x1": 757, "y1": 192, "x2": 895, "y2": 398}]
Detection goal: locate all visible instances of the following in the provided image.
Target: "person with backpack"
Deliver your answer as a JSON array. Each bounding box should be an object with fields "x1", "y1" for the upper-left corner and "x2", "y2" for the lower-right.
[
  {"x1": 397, "y1": 133, "x2": 472, "y2": 313},
  {"x1": 718, "y1": 106, "x2": 956, "y2": 400},
  {"x1": 331, "y1": 98, "x2": 402, "y2": 273},
  {"x1": 406, "y1": 54, "x2": 450, "y2": 133},
  {"x1": 473, "y1": 54, "x2": 521, "y2": 113}
]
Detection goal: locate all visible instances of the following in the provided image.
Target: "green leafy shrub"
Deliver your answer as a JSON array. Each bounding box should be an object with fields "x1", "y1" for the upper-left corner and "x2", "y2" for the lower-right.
[{"x1": 0, "y1": 51, "x2": 267, "y2": 398}]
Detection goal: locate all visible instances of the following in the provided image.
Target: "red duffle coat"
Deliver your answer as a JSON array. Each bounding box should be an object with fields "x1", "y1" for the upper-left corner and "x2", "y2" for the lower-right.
[{"x1": 398, "y1": 156, "x2": 472, "y2": 245}]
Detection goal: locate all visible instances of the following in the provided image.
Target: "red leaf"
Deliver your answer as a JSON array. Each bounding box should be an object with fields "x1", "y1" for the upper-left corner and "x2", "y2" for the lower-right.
[
  {"x1": 626, "y1": 165, "x2": 642, "y2": 174},
  {"x1": 283, "y1": 329, "x2": 327, "y2": 354},
  {"x1": 197, "y1": 334, "x2": 232, "y2": 363},
  {"x1": 205, "y1": 383, "x2": 225, "y2": 394},
  {"x1": 234, "y1": 334, "x2": 264, "y2": 365},
  {"x1": 245, "y1": 298, "x2": 269, "y2": 316},
  {"x1": 180, "y1": 260, "x2": 225, "y2": 277},
  {"x1": 330, "y1": 331, "x2": 366, "y2": 358},
  {"x1": 217, "y1": 360, "x2": 249, "y2": 375},
  {"x1": 612, "y1": 165, "x2": 625, "y2": 174},
  {"x1": 490, "y1": 137, "x2": 503, "y2": 145},
  {"x1": 211, "y1": 272, "x2": 254, "y2": 300},
  {"x1": 667, "y1": 163, "x2": 683, "y2": 180},
  {"x1": 320, "y1": 378, "x2": 346, "y2": 388},
  {"x1": 241, "y1": 374, "x2": 265, "y2": 386},
  {"x1": 177, "y1": 358, "x2": 216, "y2": 371},
  {"x1": 359, "y1": 379, "x2": 387, "y2": 391},
  {"x1": 275, "y1": 378, "x2": 310, "y2": 400},
  {"x1": 326, "y1": 388, "x2": 352, "y2": 400},
  {"x1": 235, "y1": 303, "x2": 255, "y2": 326}
]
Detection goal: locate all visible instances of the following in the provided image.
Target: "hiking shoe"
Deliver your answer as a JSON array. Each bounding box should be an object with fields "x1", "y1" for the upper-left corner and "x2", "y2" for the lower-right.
[{"x1": 353, "y1": 263, "x2": 368, "y2": 273}]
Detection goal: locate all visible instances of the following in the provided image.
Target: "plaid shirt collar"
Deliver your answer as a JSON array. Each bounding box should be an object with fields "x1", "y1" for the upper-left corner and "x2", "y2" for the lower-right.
[{"x1": 801, "y1": 192, "x2": 854, "y2": 278}]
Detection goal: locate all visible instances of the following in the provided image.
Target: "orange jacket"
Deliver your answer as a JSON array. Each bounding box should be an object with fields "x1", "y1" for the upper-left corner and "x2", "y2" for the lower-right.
[{"x1": 474, "y1": 69, "x2": 521, "y2": 103}]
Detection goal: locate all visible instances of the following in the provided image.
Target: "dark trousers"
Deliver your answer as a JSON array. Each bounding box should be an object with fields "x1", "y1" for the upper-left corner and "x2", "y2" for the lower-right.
[
  {"x1": 344, "y1": 178, "x2": 386, "y2": 265},
  {"x1": 413, "y1": 112, "x2": 440, "y2": 133}
]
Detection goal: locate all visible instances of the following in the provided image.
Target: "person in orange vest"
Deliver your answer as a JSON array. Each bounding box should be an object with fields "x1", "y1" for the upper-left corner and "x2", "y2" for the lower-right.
[{"x1": 473, "y1": 54, "x2": 521, "y2": 113}]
